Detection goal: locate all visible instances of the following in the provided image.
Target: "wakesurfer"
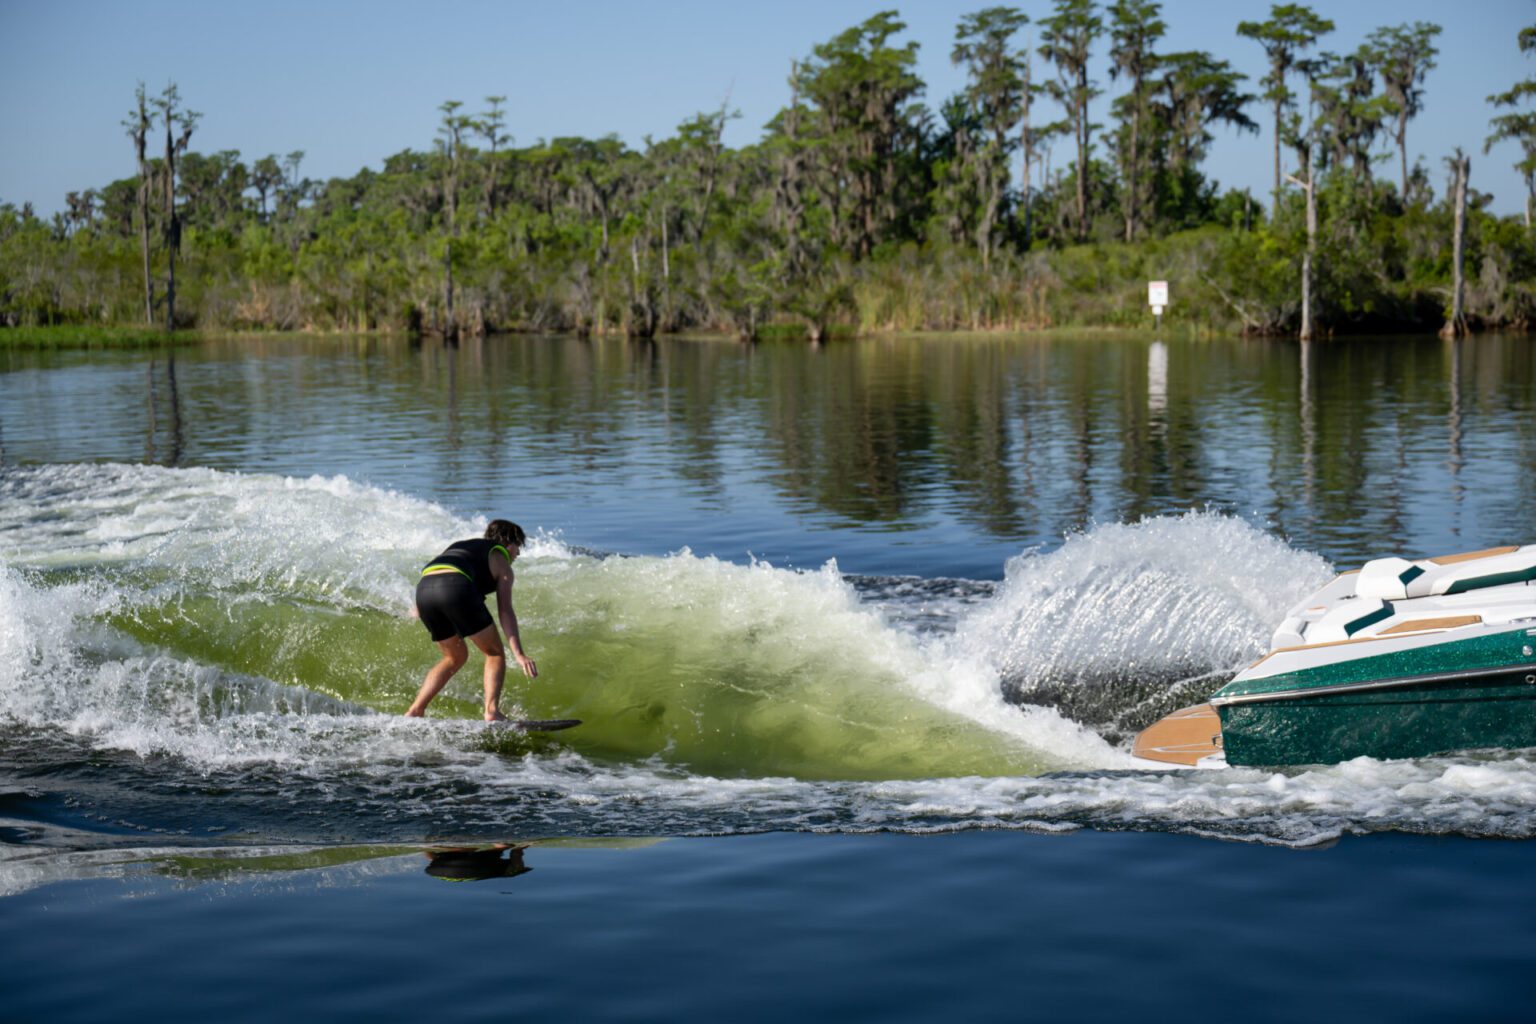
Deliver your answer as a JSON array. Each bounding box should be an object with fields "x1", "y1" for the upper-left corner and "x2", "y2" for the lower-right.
[{"x1": 407, "y1": 519, "x2": 537, "y2": 720}]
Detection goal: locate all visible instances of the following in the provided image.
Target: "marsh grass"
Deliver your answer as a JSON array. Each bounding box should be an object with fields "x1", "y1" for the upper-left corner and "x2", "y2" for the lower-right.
[{"x1": 0, "y1": 325, "x2": 203, "y2": 349}]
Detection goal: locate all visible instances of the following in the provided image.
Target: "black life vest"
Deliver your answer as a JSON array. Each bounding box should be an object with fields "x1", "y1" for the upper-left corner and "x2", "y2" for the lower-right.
[{"x1": 422, "y1": 538, "x2": 511, "y2": 595}]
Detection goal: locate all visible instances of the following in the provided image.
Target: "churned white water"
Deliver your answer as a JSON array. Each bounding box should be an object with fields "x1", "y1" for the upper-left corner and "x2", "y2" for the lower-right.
[{"x1": 3, "y1": 463, "x2": 1534, "y2": 847}]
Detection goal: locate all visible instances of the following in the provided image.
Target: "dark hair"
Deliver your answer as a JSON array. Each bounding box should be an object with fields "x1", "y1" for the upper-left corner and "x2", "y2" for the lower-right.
[{"x1": 485, "y1": 519, "x2": 526, "y2": 548}]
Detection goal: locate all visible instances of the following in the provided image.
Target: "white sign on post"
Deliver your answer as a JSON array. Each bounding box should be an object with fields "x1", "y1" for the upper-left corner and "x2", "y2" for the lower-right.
[{"x1": 1148, "y1": 280, "x2": 1168, "y2": 317}]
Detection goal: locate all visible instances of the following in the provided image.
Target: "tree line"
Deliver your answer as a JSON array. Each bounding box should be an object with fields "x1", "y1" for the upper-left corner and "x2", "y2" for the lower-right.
[{"x1": 3, "y1": 3, "x2": 1534, "y2": 339}]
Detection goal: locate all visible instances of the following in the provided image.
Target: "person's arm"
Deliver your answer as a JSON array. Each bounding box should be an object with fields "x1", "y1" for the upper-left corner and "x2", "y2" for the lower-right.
[{"x1": 491, "y1": 553, "x2": 537, "y2": 679}]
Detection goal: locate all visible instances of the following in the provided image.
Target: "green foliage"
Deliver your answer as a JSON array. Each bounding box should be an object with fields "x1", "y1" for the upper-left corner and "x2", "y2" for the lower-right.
[
  {"x1": 1486, "y1": 23, "x2": 1536, "y2": 216},
  {"x1": 1, "y1": 8, "x2": 1530, "y2": 340},
  {"x1": 1237, "y1": 3, "x2": 1336, "y2": 108}
]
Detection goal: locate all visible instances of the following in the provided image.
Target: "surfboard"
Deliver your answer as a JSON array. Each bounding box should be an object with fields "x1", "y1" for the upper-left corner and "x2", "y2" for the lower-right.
[{"x1": 496, "y1": 718, "x2": 583, "y2": 733}]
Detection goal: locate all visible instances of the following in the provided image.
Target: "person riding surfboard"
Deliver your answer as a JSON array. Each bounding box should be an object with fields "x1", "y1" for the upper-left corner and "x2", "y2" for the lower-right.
[{"x1": 406, "y1": 519, "x2": 537, "y2": 720}]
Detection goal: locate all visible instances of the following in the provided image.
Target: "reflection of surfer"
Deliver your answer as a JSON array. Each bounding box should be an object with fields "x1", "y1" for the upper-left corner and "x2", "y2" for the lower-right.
[
  {"x1": 407, "y1": 520, "x2": 538, "y2": 721},
  {"x1": 423, "y1": 844, "x2": 531, "y2": 882}
]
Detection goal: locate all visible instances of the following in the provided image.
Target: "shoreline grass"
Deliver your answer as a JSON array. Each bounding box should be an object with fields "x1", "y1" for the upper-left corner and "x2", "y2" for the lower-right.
[
  {"x1": 0, "y1": 325, "x2": 206, "y2": 349},
  {"x1": 3, "y1": 320, "x2": 1525, "y2": 352}
]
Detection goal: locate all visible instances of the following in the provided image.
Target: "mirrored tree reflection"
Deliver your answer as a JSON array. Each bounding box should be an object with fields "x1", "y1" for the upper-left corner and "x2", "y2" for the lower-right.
[
  {"x1": 2, "y1": 331, "x2": 1532, "y2": 570},
  {"x1": 143, "y1": 352, "x2": 183, "y2": 467}
]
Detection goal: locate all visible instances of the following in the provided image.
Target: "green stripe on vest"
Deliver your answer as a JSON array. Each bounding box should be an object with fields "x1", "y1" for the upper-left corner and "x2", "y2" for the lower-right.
[{"x1": 421, "y1": 564, "x2": 474, "y2": 582}]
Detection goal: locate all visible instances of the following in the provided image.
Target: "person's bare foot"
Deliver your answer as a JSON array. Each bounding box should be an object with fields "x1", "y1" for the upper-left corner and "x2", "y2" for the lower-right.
[{"x1": 485, "y1": 710, "x2": 508, "y2": 722}]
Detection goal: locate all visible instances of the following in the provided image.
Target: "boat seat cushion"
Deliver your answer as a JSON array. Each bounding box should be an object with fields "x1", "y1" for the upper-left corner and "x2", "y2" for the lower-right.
[
  {"x1": 1434, "y1": 551, "x2": 1536, "y2": 595},
  {"x1": 1355, "y1": 546, "x2": 1536, "y2": 601},
  {"x1": 1356, "y1": 557, "x2": 1418, "y2": 600},
  {"x1": 1305, "y1": 597, "x2": 1393, "y2": 644}
]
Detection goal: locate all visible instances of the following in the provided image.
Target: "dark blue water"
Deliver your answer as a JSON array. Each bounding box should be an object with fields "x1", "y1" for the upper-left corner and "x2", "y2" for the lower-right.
[
  {"x1": 2, "y1": 331, "x2": 1535, "y2": 1018},
  {"x1": 4, "y1": 832, "x2": 1535, "y2": 1022}
]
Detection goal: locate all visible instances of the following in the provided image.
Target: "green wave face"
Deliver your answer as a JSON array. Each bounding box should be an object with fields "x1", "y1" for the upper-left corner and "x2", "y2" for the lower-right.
[
  {"x1": 112, "y1": 551, "x2": 1049, "y2": 780},
  {"x1": 520, "y1": 553, "x2": 1048, "y2": 779}
]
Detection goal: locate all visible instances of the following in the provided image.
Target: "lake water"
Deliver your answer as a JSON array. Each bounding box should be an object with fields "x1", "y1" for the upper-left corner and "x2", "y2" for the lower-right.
[{"x1": 2, "y1": 331, "x2": 1535, "y2": 1019}]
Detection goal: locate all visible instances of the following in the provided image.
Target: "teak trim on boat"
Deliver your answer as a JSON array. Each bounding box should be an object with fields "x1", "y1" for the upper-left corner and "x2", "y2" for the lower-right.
[
  {"x1": 1247, "y1": 618, "x2": 1486, "y2": 669},
  {"x1": 1379, "y1": 615, "x2": 1484, "y2": 635},
  {"x1": 1248, "y1": 633, "x2": 1412, "y2": 669},
  {"x1": 1425, "y1": 546, "x2": 1520, "y2": 565}
]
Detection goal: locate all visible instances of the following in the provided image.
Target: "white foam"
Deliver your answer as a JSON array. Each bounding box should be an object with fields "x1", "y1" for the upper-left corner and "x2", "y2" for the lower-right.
[
  {"x1": 1, "y1": 463, "x2": 466, "y2": 610},
  {"x1": 384, "y1": 744, "x2": 1536, "y2": 846},
  {"x1": 953, "y1": 511, "x2": 1332, "y2": 688},
  {"x1": 7, "y1": 465, "x2": 1535, "y2": 846}
]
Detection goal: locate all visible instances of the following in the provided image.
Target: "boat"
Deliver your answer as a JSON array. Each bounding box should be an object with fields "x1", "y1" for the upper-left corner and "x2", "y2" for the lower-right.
[{"x1": 1134, "y1": 545, "x2": 1536, "y2": 767}]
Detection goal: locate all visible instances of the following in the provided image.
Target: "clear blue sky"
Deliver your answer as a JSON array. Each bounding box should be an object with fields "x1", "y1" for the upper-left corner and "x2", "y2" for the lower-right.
[{"x1": 1, "y1": 0, "x2": 1531, "y2": 217}]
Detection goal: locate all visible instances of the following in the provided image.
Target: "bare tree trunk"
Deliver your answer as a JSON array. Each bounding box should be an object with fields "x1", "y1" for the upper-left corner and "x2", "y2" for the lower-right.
[
  {"x1": 1271, "y1": 98, "x2": 1283, "y2": 215},
  {"x1": 1299, "y1": 245, "x2": 1312, "y2": 341},
  {"x1": 629, "y1": 236, "x2": 642, "y2": 336},
  {"x1": 483, "y1": 148, "x2": 496, "y2": 223},
  {"x1": 1303, "y1": 157, "x2": 1316, "y2": 341},
  {"x1": 444, "y1": 164, "x2": 456, "y2": 341},
  {"x1": 1075, "y1": 67, "x2": 1089, "y2": 242},
  {"x1": 1125, "y1": 89, "x2": 1140, "y2": 243},
  {"x1": 138, "y1": 173, "x2": 154, "y2": 325},
  {"x1": 164, "y1": 118, "x2": 177, "y2": 332},
  {"x1": 1020, "y1": 53, "x2": 1033, "y2": 250},
  {"x1": 599, "y1": 203, "x2": 610, "y2": 263},
  {"x1": 693, "y1": 97, "x2": 731, "y2": 245},
  {"x1": 129, "y1": 88, "x2": 154, "y2": 326},
  {"x1": 443, "y1": 245, "x2": 455, "y2": 339},
  {"x1": 154, "y1": 87, "x2": 195, "y2": 332},
  {"x1": 1287, "y1": 148, "x2": 1316, "y2": 342},
  {"x1": 1021, "y1": 145, "x2": 1033, "y2": 249},
  {"x1": 443, "y1": 150, "x2": 458, "y2": 341},
  {"x1": 978, "y1": 157, "x2": 999, "y2": 270},
  {"x1": 1440, "y1": 154, "x2": 1470, "y2": 339},
  {"x1": 774, "y1": 63, "x2": 806, "y2": 277}
]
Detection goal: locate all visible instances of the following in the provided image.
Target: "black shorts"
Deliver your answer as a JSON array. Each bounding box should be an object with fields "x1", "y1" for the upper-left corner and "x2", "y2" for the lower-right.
[{"x1": 416, "y1": 572, "x2": 494, "y2": 642}]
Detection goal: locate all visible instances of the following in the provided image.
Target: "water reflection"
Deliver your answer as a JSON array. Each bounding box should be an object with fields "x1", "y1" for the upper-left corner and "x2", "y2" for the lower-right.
[
  {"x1": 143, "y1": 354, "x2": 183, "y2": 466},
  {"x1": 424, "y1": 844, "x2": 531, "y2": 882},
  {"x1": 1, "y1": 332, "x2": 1531, "y2": 574},
  {"x1": 1299, "y1": 338, "x2": 1315, "y2": 511},
  {"x1": 1447, "y1": 336, "x2": 1464, "y2": 530},
  {"x1": 0, "y1": 836, "x2": 664, "y2": 899}
]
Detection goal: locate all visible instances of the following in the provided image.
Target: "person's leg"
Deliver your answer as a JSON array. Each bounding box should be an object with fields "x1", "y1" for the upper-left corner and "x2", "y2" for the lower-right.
[
  {"x1": 406, "y1": 636, "x2": 469, "y2": 717},
  {"x1": 465, "y1": 624, "x2": 507, "y2": 721}
]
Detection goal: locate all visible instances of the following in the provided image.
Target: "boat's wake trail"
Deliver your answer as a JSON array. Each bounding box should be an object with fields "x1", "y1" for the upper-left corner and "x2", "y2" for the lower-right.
[
  {"x1": 0, "y1": 463, "x2": 1119, "y2": 783},
  {"x1": 9, "y1": 463, "x2": 1536, "y2": 848}
]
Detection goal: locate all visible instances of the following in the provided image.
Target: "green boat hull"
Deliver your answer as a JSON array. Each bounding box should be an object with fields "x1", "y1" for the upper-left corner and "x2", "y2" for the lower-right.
[
  {"x1": 1217, "y1": 673, "x2": 1536, "y2": 766},
  {"x1": 1214, "y1": 630, "x2": 1536, "y2": 766}
]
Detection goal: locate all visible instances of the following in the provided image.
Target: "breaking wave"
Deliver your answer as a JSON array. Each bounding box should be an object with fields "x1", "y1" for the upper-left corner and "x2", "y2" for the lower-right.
[{"x1": 3, "y1": 463, "x2": 1533, "y2": 849}]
